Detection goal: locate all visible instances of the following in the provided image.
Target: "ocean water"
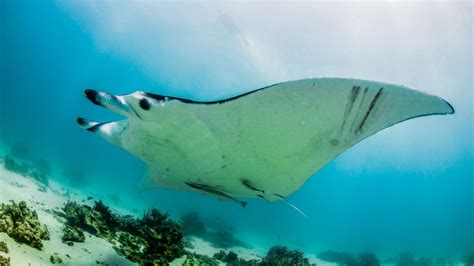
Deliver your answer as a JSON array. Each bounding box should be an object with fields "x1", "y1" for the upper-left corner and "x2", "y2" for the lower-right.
[{"x1": 0, "y1": 0, "x2": 472, "y2": 263}]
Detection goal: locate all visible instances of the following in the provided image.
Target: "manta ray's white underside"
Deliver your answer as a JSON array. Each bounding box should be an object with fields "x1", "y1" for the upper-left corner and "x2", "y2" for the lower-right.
[{"x1": 78, "y1": 78, "x2": 454, "y2": 203}]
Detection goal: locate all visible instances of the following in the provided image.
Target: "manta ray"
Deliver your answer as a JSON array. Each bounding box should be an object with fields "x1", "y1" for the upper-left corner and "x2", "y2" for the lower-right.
[{"x1": 77, "y1": 78, "x2": 454, "y2": 206}]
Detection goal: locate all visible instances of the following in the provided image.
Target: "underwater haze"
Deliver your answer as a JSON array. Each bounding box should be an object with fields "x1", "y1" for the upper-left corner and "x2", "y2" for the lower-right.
[{"x1": 1, "y1": 0, "x2": 472, "y2": 261}]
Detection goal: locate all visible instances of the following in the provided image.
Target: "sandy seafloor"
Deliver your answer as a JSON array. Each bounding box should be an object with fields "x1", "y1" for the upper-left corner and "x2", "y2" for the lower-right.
[{"x1": 0, "y1": 164, "x2": 338, "y2": 265}]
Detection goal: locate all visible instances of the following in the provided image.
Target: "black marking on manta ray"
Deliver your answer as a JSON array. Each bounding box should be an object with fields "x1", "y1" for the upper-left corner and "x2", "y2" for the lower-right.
[
  {"x1": 76, "y1": 117, "x2": 88, "y2": 127},
  {"x1": 86, "y1": 123, "x2": 104, "y2": 132},
  {"x1": 273, "y1": 193, "x2": 286, "y2": 199},
  {"x1": 184, "y1": 182, "x2": 248, "y2": 207},
  {"x1": 257, "y1": 194, "x2": 270, "y2": 201},
  {"x1": 184, "y1": 182, "x2": 214, "y2": 190},
  {"x1": 127, "y1": 101, "x2": 143, "y2": 120},
  {"x1": 84, "y1": 89, "x2": 103, "y2": 107},
  {"x1": 350, "y1": 87, "x2": 369, "y2": 133},
  {"x1": 340, "y1": 86, "x2": 361, "y2": 132},
  {"x1": 139, "y1": 98, "x2": 151, "y2": 110},
  {"x1": 141, "y1": 83, "x2": 279, "y2": 105},
  {"x1": 241, "y1": 179, "x2": 265, "y2": 194},
  {"x1": 356, "y1": 87, "x2": 384, "y2": 134}
]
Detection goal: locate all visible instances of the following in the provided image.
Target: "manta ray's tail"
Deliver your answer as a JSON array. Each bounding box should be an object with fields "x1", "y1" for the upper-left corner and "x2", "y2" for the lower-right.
[
  {"x1": 283, "y1": 200, "x2": 308, "y2": 219},
  {"x1": 272, "y1": 194, "x2": 307, "y2": 219}
]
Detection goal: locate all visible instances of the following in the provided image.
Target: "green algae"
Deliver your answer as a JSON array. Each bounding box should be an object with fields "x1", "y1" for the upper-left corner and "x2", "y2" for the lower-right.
[{"x1": 0, "y1": 201, "x2": 49, "y2": 250}]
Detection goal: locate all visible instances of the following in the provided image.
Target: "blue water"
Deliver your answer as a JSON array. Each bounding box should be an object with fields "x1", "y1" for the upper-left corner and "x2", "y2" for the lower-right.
[{"x1": 1, "y1": 0, "x2": 472, "y2": 260}]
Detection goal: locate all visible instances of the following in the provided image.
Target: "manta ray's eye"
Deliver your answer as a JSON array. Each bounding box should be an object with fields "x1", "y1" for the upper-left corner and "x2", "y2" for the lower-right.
[{"x1": 139, "y1": 98, "x2": 151, "y2": 110}]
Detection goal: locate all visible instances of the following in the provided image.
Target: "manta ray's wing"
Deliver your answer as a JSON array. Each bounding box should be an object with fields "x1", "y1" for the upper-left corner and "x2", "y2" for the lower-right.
[{"x1": 179, "y1": 78, "x2": 453, "y2": 199}]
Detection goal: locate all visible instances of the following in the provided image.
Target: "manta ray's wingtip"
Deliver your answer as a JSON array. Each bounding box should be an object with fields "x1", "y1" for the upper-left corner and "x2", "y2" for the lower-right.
[{"x1": 442, "y1": 98, "x2": 455, "y2": 115}]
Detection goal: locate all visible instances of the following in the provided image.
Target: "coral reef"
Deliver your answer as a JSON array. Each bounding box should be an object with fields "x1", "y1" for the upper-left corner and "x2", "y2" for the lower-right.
[
  {"x1": 416, "y1": 257, "x2": 432, "y2": 266},
  {"x1": 49, "y1": 254, "x2": 63, "y2": 264},
  {"x1": 0, "y1": 255, "x2": 11, "y2": 266},
  {"x1": 358, "y1": 253, "x2": 380, "y2": 266},
  {"x1": 9, "y1": 143, "x2": 30, "y2": 160},
  {"x1": 213, "y1": 250, "x2": 260, "y2": 266},
  {"x1": 0, "y1": 241, "x2": 8, "y2": 253},
  {"x1": 2, "y1": 154, "x2": 49, "y2": 187},
  {"x1": 62, "y1": 200, "x2": 118, "y2": 238},
  {"x1": 181, "y1": 212, "x2": 206, "y2": 236},
  {"x1": 463, "y1": 253, "x2": 474, "y2": 266},
  {"x1": 0, "y1": 201, "x2": 50, "y2": 250},
  {"x1": 213, "y1": 250, "x2": 239, "y2": 263},
  {"x1": 433, "y1": 257, "x2": 446, "y2": 266},
  {"x1": 206, "y1": 229, "x2": 249, "y2": 249},
  {"x1": 260, "y1": 245, "x2": 314, "y2": 266},
  {"x1": 61, "y1": 224, "x2": 85, "y2": 246},
  {"x1": 180, "y1": 211, "x2": 249, "y2": 248},
  {"x1": 62, "y1": 200, "x2": 184, "y2": 265},
  {"x1": 397, "y1": 252, "x2": 416, "y2": 266},
  {"x1": 182, "y1": 253, "x2": 219, "y2": 266}
]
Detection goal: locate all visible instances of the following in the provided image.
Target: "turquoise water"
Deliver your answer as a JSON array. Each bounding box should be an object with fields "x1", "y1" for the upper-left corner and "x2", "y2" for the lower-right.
[{"x1": 1, "y1": 0, "x2": 472, "y2": 261}]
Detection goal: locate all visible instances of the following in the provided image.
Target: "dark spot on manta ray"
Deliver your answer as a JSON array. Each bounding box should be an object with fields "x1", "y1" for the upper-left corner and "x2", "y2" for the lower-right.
[
  {"x1": 165, "y1": 168, "x2": 170, "y2": 172},
  {"x1": 330, "y1": 139, "x2": 340, "y2": 146},
  {"x1": 139, "y1": 98, "x2": 150, "y2": 110}
]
